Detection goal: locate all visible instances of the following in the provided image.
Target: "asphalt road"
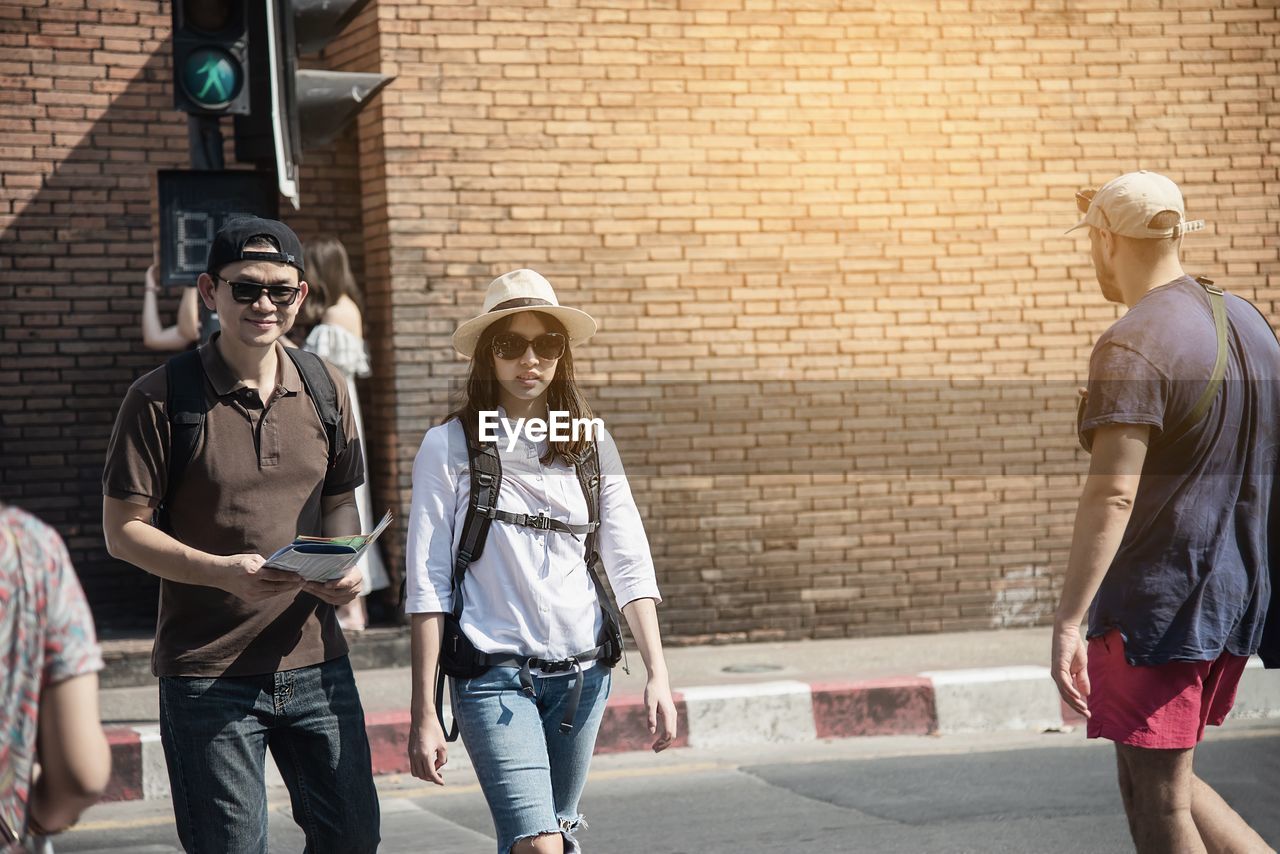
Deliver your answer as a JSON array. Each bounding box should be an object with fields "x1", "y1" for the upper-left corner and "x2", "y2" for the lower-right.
[{"x1": 59, "y1": 722, "x2": 1280, "y2": 853}]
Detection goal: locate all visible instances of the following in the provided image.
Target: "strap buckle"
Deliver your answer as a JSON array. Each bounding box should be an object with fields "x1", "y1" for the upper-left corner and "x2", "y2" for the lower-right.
[
  {"x1": 527, "y1": 513, "x2": 552, "y2": 531},
  {"x1": 541, "y1": 656, "x2": 578, "y2": 674},
  {"x1": 474, "y1": 504, "x2": 497, "y2": 520},
  {"x1": 1194, "y1": 275, "x2": 1223, "y2": 295}
]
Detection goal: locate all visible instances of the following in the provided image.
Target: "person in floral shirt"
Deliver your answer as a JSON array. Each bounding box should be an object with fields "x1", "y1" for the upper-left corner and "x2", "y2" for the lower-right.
[{"x1": 0, "y1": 504, "x2": 109, "y2": 844}]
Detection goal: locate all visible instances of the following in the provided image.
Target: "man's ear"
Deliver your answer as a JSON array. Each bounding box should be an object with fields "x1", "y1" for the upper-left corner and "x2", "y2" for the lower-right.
[
  {"x1": 196, "y1": 273, "x2": 217, "y2": 310},
  {"x1": 1098, "y1": 228, "x2": 1117, "y2": 257},
  {"x1": 297, "y1": 279, "x2": 309, "y2": 305}
]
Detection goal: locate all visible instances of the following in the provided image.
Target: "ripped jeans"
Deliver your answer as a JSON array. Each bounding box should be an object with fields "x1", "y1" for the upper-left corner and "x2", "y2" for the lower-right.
[{"x1": 453, "y1": 664, "x2": 611, "y2": 854}]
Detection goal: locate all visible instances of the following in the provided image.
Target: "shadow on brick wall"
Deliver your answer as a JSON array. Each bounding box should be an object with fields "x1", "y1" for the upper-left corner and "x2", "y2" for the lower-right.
[{"x1": 0, "y1": 48, "x2": 187, "y2": 631}]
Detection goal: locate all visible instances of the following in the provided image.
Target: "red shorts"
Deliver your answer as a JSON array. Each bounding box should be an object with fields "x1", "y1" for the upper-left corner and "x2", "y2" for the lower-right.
[{"x1": 1086, "y1": 629, "x2": 1248, "y2": 749}]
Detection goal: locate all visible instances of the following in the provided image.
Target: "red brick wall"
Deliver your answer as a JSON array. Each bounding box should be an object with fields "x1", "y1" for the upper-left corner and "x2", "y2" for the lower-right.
[
  {"x1": 0, "y1": 0, "x2": 366, "y2": 627},
  {"x1": 5, "y1": 1, "x2": 1280, "y2": 642}
]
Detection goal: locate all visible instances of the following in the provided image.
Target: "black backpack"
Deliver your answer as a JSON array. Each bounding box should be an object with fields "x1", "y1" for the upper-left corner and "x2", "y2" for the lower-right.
[
  {"x1": 158, "y1": 347, "x2": 347, "y2": 530},
  {"x1": 434, "y1": 417, "x2": 626, "y2": 740}
]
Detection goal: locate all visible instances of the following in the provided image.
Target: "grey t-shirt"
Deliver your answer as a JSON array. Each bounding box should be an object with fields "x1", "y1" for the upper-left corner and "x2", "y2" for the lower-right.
[{"x1": 1079, "y1": 275, "x2": 1280, "y2": 665}]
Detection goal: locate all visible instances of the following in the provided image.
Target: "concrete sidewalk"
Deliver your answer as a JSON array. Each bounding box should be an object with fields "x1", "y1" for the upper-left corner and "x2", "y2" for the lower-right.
[{"x1": 97, "y1": 627, "x2": 1280, "y2": 802}]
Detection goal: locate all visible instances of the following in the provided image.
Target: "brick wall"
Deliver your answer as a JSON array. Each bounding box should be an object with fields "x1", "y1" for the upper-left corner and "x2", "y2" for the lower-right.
[
  {"x1": 0, "y1": 0, "x2": 367, "y2": 627},
  {"x1": 362, "y1": 0, "x2": 1280, "y2": 642},
  {"x1": 4, "y1": 1, "x2": 1279, "y2": 642}
]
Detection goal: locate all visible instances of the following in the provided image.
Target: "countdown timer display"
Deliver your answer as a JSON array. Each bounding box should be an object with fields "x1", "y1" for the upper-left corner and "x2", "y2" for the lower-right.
[{"x1": 158, "y1": 170, "x2": 279, "y2": 288}]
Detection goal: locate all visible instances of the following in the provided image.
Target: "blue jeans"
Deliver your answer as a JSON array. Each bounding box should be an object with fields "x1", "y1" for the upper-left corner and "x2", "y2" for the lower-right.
[
  {"x1": 158, "y1": 656, "x2": 380, "y2": 854},
  {"x1": 454, "y1": 664, "x2": 612, "y2": 854}
]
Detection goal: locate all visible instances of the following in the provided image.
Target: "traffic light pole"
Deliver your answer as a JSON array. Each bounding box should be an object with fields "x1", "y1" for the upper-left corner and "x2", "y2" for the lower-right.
[
  {"x1": 187, "y1": 114, "x2": 225, "y2": 171},
  {"x1": 185, "y1": 114, "x2": 224, "y2": 342}
]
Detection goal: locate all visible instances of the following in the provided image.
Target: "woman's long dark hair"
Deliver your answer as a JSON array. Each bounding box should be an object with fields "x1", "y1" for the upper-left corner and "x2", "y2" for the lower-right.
[
  {"x1": 298, "y1": 236, "x2": 364, "y2": 330},
  {"x1": 445, "y1": 311, "x2": 595, "y2": 463}
]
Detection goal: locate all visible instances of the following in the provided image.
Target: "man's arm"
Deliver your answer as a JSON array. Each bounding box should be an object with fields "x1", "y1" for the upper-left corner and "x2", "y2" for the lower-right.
[
  {"x1": 26, "y1": 672, "x2": 111, "y2": 835},
  {"x1": 102, "y1": 496, "x2": 303, "y2": 603},
  {"x1": 1051, "y1": 423, "x2": 1150, "y2": 716},
  {"x1": 302, "y1": 490, "x2": 363, "y2": 605},
  {"x1": 321, "y1": 489, "x2": 360, "y2": 538}
]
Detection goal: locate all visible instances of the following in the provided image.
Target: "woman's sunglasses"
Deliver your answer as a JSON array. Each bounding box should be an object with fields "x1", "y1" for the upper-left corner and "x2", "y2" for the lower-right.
[
  {"x1": 216, "y1": 277, "x2": 302, "y2": 307},
  {"x1": 491, "y1": 331, "x2": 566, "y2": 361}
]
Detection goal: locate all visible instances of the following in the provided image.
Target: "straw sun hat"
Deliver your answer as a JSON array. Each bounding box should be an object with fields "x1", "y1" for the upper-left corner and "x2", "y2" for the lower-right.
[{"x1": 451, "y1": 269, "x2": 597, "y2": 358}]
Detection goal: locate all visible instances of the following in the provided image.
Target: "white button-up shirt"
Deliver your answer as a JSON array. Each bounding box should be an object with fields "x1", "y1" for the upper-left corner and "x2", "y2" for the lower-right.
[{"x1": 404, "y1": 414, "x2": 661, "y2": 664}]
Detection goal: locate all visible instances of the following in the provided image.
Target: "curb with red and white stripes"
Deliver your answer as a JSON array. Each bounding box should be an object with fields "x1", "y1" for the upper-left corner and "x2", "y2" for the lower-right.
[{"x1": 101, "y1": 660, "x2": 1279, "y2": 803}]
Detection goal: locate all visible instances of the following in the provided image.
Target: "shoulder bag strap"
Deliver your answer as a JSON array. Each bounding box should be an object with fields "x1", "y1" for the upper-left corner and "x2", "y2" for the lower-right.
[{"x1": 1162, "y1": 277, "x2": 1229, "y2": 446}]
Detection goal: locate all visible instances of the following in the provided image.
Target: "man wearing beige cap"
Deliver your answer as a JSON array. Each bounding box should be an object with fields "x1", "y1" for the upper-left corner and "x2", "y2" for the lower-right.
[{"x1": 1051, "y1": 171, "x2": 1279, "y2": 852}]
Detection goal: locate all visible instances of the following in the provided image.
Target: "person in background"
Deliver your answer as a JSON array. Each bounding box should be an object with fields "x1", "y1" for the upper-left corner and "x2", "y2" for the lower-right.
[
  {"x1": 0, "y1": 504, "x2": 111, "y2": 849},
  {"x1": 141, "y1": 263, "x2": 201, "y2": 351},
  {"x1": 300, "y1": 236, "x2": 390, "y2": 631}
]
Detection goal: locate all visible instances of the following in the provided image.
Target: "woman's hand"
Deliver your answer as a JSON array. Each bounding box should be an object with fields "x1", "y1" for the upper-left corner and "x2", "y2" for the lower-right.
[
  {"x1": 408, "y1": 715, "x2": 448, "y2": 785},
  {"x1": 644, "y1": 671, "x2": 678, "y2": 753}
]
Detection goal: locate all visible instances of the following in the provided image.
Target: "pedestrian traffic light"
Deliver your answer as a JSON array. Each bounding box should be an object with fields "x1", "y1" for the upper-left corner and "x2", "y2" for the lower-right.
[
  {"x1": 234, "y1": 0, "x2": 393, "y2": 209},
  {"x1": 171, "y1": 0, "x2": 251, "y2": 116}
]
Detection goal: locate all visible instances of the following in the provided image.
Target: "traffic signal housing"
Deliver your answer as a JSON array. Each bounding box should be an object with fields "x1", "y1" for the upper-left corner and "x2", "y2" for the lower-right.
[
  {"x1": 235, "y1": 0, "x2": 393, "y2": 209},
  {"x1": 171, "y1": 0, "x2": 251, "y2": 116}
]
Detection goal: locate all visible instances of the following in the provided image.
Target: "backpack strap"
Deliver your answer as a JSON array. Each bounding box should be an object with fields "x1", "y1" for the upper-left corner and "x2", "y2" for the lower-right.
[
  {"x1": 434, "y1": 662, "x2": 459, "y2": 743},
  {"x1": 161, "y1": 348, "x2": 348, "y2": 529},
  {"x1": 284, "y1": 348, "x2": 346, "y2": 471},
  {"x1": 160, "y1": 349, "x2": 209, "y2": 531},
  {"x1": 576, "y1": 441, "x2": 601, "y2": 566},
  {"x1": 436, "y1": 417, "x2": 502, "y2": 741},
  {"x1": 573, "y1": 441, "x2": 627, "y2": 672},
  {"x1": 1162, "y1": 276, "x2": 1229, "y2": 446},
  {"x1": 452, "y1": 418, "x2": 502, "y2": 617}
]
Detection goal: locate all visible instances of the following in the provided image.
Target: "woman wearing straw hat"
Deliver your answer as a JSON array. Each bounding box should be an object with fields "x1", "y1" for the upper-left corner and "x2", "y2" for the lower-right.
[{"x1": 404, "y1": 269, "x2": 678, "y2": 854}]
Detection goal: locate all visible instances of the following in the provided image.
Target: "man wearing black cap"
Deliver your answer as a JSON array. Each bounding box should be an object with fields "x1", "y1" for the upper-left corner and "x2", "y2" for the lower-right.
[{"x1": 102, "y1": 217, "x2": 380, "y2": 852}]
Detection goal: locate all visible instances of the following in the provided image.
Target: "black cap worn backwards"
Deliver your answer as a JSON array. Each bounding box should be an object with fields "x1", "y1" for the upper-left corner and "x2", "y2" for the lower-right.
[{"x1": 205, "y1": 216, "x2": 305, "y2": 276}]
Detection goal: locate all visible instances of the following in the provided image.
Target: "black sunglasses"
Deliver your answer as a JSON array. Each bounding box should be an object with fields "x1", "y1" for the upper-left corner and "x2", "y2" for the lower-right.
[
  {"x1": 216, "y1": 277, "x2": 302, "y2": 307},
  {"x1": 491, "y1": 331, "x2": 566, "y2": 361}
]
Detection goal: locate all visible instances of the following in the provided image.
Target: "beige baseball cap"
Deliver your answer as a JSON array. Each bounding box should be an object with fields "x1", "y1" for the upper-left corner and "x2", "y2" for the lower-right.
[{"x1": 1067, "y1": 170, "x2": 1205, "y2": 239}]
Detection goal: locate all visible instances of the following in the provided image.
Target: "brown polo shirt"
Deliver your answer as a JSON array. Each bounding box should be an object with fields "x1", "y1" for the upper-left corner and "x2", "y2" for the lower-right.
[{"x1": 102, "y1": 335, "x2": 364, "y2": 678}]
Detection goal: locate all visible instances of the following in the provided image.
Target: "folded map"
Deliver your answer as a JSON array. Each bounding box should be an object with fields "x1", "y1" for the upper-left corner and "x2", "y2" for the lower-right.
[{"x1": 264, "y1": 510, "x2": 393, "y2": 582}]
